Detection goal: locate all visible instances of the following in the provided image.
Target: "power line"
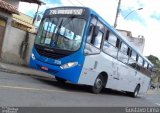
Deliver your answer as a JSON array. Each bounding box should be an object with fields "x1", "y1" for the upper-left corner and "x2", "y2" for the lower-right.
[
  {"x1": 68, "y1": 0, "x2": 85, "y2": 7},
  {"x1": 75, "y1": 0, "x2": 85, "y2": 6},
  {"x1": 67, "y1": 0, "x2": 77, "y2": 6}
]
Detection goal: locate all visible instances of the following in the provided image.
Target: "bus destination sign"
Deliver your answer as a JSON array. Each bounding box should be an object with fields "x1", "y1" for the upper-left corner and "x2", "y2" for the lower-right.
[{"x1": 49, "y1": 9, "x2": 84, "y2": 15}]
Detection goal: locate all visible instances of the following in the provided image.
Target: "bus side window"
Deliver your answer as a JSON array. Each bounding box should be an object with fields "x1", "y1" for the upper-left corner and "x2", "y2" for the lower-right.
[
  {"x1": 102, "y1": 32, "x2": 118, "y2": 58},
  {"x1": 93, "y1": 31, "x2": 103, "y2": 48},
  {"x1": 86, "y1": 17, "x2": 97, "y2": 44},
  {"x1": 143, "y1": 61, "x2": 150, "y2": 76},
  {"x1": 93, "y1": 21, "x2": 104, "y2": 48},
  {"x1": 128, "y1": 50, "x2": 137, "y2": 68},
  {"x1": 118, "y1": 42, "x2": 129, "y2": 63},
  {"x1": 148, "y1": 64, "x2": 153, "y2": 72},
  {"x1": 84, "y1": 18, "x2": 103, "y2": 54},
  {"x1": 137, "y1": 56, "x2": 143, "y2": 71}
]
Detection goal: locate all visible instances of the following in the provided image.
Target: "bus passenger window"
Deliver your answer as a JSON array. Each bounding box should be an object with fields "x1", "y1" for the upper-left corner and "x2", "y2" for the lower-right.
[
  {"x1": 86, "y1": 17, "x2": 97, "y2": 44},
  {"x1": 138, "y1": 56, "x2": 143, "y2": 66},
  {"x1": 86, "y1": 24, "x2": 93, "y2": 43},
  {"x1": 93, "y1": 31, "x2": 103, "y2": 48},
  {"x1": 148, "y1": 65, "x2": 153, "y2": 72},
  {"x1": 128, "y1": 50, "x2": 137, "y2": 68},
  {"x1": 103, "y1": 32, "x2": 118, "y2": 58},
  {"x1": 144, "y1": 62, "x2": 148, "y2": 68},
  {"x1": 118, "y1": 42, "x2": 129, "y2": 63}
]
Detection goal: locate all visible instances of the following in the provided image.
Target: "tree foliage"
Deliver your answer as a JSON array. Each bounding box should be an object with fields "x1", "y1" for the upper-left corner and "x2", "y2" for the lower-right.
[{"x1": 147, "y1": 55, "x2": 160, "y2": 68}]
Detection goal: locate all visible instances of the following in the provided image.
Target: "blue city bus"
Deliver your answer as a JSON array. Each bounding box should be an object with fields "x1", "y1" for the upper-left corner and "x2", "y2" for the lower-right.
[{"x1": 30, "y1": 6, "x2": 153, "y2": 97}]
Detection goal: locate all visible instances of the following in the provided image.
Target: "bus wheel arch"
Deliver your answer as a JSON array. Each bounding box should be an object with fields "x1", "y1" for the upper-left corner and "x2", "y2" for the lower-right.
[
  {"x1": 90, "y1": 72, "x2": 108, "y2": 94},
  {"x1": 100, "y1": 72, "x2": 108, "y2": 87},
  {"x1": 133, "y1": 84, "x2": 140, "y2": 97},
  {"x1": 127, "y1": 84, "x2": 140, "y2": 98}
]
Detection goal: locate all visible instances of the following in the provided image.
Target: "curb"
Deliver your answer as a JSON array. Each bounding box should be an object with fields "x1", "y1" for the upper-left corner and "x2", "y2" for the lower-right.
[
  {"x1": 147, "y1": 90, "x2": 160, "y2": 95},
  {"x1": 0, "y1": 64, "x2": 55, "y2": 81}
]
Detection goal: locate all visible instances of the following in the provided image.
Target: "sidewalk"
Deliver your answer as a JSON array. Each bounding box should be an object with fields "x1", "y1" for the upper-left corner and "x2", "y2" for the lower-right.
[
  {"x1": 147, "y1": 89, "x2": 160, "y2": 95},
  {"x1": 0, "y1": 62, "x2": 54, "y2": 79}
]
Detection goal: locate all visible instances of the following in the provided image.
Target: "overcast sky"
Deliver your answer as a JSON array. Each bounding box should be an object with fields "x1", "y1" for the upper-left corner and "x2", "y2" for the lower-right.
[{"x1": 19, "y1": 0, "x2": 160, "y2": 59}]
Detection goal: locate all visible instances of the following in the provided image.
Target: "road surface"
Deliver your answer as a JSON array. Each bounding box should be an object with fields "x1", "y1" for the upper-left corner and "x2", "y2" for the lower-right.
[{"x1": 0, "y1": 71, "x2": 159, "y2": 107}]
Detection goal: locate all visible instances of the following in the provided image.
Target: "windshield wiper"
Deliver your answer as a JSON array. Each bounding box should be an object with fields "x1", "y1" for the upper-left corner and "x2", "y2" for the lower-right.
[
  {"x1": 50, "y1": 19, "x2": 64, "y2": 47},
  {"x1": 62, "y1": 15, "x2": 75, "y2": 26},
  {"x1": 50, "y1": 16, "x2": 75, "y2": 47}
]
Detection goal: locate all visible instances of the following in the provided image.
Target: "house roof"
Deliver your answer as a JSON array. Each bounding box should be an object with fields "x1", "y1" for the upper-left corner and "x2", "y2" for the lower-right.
[
  {"x1": 21, "y1": 0, "x2": 45, "y2": 5},
  {"x1": 0, "y1": 0, "x2": 19, "y2": 14}
]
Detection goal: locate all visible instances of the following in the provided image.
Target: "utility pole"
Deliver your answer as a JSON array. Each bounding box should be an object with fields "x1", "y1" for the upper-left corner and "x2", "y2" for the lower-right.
[
  {"x1": 114, "y1": 0, "x2": 121, "y2": 28},
  {"x1": 32, "y1": 4, "x2": 40, "y2": 25}
]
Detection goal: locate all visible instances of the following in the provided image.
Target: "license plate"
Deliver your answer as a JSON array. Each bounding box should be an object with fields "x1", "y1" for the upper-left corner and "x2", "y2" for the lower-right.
[{"x1": 41, "y1": 66, "x2": 48, "y2": 71}]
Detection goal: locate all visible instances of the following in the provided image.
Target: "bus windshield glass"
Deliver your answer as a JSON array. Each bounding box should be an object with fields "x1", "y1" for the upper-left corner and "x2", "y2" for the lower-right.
[{"x1": 35, "y1": 16, "x2": 86, "y2": 51}]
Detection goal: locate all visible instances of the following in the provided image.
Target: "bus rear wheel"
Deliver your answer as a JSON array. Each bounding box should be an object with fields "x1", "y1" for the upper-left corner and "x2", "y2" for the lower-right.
[
  {"x1": 127, "y1": 85, "x2": 140, "y2": 98},
  {"x1": 91, "y1": 74, "x2": 104, "y2": 94},
  {"x1": 55, "y1": 76, "x2": 66, "y2": 84}
]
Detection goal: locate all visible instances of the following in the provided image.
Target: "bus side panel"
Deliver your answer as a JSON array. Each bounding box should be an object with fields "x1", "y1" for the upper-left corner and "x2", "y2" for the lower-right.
[
  {"x1": 137, "y1": 72, "x2": 151, "y2": 94},
  {"x1": 78, "y1": 54, "x2": 100, "y2": 86},
  {"x1": 78, "y1": 52, "x2": 151, "y2": 94},
  {"x1": 78, "y1": 52, "x2": 121, "y2": 90}
]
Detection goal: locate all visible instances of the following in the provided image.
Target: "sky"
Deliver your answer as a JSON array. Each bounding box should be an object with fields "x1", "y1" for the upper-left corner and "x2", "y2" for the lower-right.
[{"x1": 18, "y1": 0, "x2": 160, "y2": 59}]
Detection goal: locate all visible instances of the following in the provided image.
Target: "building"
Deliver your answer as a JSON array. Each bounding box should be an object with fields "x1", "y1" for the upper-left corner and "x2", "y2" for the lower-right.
[
  {"x1": 0, "y1": 0, "x2": 19, "y2": 59},
  {"x1": 0, "y1": 0, "x2": 44, "y2": 65},
  {"x1": 118, "y1": 29, "x2": 145, "y2": 53},
  {"x1": 12, "y1": 12, "x2": 36, "y2": 33}
]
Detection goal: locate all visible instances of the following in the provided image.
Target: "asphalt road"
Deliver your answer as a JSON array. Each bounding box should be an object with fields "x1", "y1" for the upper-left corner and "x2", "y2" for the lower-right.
[{"x1": 0, "y1": 71, "x2": 159, "y2": 107}]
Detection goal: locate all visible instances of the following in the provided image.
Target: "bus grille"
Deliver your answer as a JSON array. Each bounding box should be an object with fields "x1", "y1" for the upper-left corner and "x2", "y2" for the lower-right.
[{"x1": 36, "y1": 49, "x2": 66, "y2": 59}]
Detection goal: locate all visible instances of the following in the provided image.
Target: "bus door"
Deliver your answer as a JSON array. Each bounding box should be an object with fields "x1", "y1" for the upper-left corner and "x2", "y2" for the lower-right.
[
  {"x1": 83, "y1": 17, "x2": 104, "y2": 85},
  {"x1": 102, "y1": 31, "x2": 120, "y2": 89},
  {"x1": 116, "y1": 42, "x2": 130, "y2": 90},
  {"x1": 128, "y1": 51, "x2": 139, "y2": 91}
]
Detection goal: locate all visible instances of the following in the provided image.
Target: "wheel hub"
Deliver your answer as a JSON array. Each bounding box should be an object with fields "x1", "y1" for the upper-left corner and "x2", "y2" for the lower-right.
[{"x1": 95, "y1": 78, "x2": 102, "y2": 89}]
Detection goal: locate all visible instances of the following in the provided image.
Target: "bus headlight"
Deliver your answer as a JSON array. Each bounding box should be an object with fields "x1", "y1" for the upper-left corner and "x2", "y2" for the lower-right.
[
  {"x1": 31, "y1": 53, "x2": 35, "y2": 60},
  {"x1": 60, "y1": 62, "x2": 78, "y2": 69}
]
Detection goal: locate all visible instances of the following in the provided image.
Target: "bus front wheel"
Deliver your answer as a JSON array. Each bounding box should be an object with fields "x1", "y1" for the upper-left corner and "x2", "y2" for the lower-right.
[{"x1": 91, "y1": 74, "x2": 104, "y2": 94}]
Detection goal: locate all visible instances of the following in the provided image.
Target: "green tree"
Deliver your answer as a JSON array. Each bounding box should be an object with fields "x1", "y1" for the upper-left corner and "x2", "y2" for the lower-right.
[{"x1": 147, "y1": 55, "x2": 160, "y2": 68}]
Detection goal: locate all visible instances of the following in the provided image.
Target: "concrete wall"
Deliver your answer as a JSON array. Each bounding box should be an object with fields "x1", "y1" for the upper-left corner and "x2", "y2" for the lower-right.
[
  {"x1": 26, "y1": 33, "x2": 35, "y2": 65},
  {"x1": 5, "y1": 0, "x2": 19, "y2": 8},
  {"x1": 118, "y1": 30, "x2": 145, "y2": 53},
  {"x1": 0, "y1": 11, "x2": 13, "y2": 60},
  {"x1": 0, "y1": 5, "x2": 35, "y2": 66},
  {"x1": 1, "y1": 26, "x2": 35, "y2": 65},
  {"x1": 127, "y1": 36, "x2": 145, "y2": 53}
]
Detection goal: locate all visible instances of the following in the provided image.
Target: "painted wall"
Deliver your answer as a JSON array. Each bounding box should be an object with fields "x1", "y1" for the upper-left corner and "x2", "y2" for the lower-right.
[
  {"x1": 12, "y1": 12, "x2": 36, "y2": 33},
  {"x1": 1, "y1": 26, "x2": 35, "y2": 65}
]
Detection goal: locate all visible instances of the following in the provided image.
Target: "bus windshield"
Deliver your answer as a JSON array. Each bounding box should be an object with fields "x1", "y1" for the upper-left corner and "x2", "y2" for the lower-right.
[{"x1": 35, "y1": 17, "x2": 86, "y2": 51}]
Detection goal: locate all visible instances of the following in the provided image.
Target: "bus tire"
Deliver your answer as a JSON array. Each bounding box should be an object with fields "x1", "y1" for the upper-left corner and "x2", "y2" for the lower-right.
[
  {"x1": 55, "y1": 76, "x2": 66, "y2": 84},
  {"x1": 91, "y1": 74, "x2": 104, "y2": 94},
  {"x1": 128, "y1": 85, "x2": 140, "y2": 98}
]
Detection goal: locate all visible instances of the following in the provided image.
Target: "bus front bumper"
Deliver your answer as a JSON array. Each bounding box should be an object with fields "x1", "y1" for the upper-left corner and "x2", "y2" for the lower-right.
[{"x1": 30, "y1": 58, "x2": 82, "y2": 84}]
